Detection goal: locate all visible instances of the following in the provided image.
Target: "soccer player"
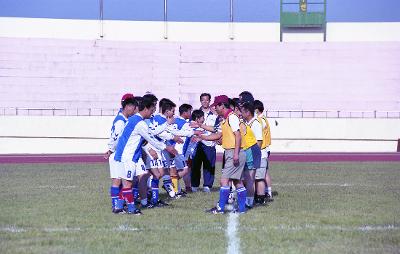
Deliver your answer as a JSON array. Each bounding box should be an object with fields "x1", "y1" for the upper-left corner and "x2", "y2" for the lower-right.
[
  {"x1": 254, "y1": 100, "x2": 273, "y2": 202},
  {"x1": 169, "y1": 103, "x2": 195, "y2": 195},
  {"x1": 240, "y1": 101, "x2": 263, "y2": 208},
  {"x1": 201, "y1": 95, "x2": 248, "y2": 214},
  {"x1": 142, "y1": 98, "x2": 182, "y2": 205},
  {"x1": 182, "y1": 109, "x2": 204, "y2": 192},
  {"x1": 114, "y1": 94, "x2": 177, "y2": 215},
  {"x1": 104, "y1": 94, "x2": 137, "y2": 213}
]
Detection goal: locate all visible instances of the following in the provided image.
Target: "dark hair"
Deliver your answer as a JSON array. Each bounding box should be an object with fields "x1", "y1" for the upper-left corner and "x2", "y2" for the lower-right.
[
  {"x1": 161, "y1": 98, "x2": 176, "y2": 114},
  {"x1": 140, "y1": 94, "x2": 158, "y2": 111},
  {"x1": 191, "y1": 109, "x2": 204, "y2": 121},
  {"x1": 254, "y1": 100, "x2": 264, "y2": 112},
  {"x1": 122, "y1": 97, "x2": 138, "y2": 109},
  {"x1": 159, "y1": 98, "x2": 169, "y2": 109},
  {"x1": 239, "y1": 91, "x2": 254, "y2": 104},
  {"x1": 241, "y1": 101, "x2": 255, "y2": 116},
  {"x1": 229, "y1": 98, "x2": 239, "y2": 110},
  {"x1": 179, "y1": 103, "x2": 193, "y2": 115},
  {"x1": 200, "y1": 93, "x2": 211, "y2": 101},
  {"x1": 134, "y1": 96, "x2": 143, "y2": 107}
]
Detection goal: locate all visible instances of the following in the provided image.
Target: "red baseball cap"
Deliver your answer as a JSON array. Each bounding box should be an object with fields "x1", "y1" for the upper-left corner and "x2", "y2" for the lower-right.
[
  {"x1": 210, "y1": 95, "x2": 229, "y2": 107},
  {"x1": 121, "y1": 93, "x2": 134, "y2": 102}
]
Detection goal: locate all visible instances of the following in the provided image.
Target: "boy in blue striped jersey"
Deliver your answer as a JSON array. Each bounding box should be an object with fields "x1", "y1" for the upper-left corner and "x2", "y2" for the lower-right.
[
  {"x1": 114, "y1": 94, "x2": 177, "y2": 215},
  {"x1": 141, "y1": 98, "x2": 183, "y2": 207},
  {"x1": 169, "y1": 104, "x2": 201, "y2": 196},
  {"x1": 104, "y1": 94, "x2": 137, "y2": 213}
]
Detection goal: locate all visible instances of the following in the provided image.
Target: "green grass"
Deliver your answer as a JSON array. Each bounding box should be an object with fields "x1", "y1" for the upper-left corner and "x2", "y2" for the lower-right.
[{"x1": 0, "y1": 162, "x2": 399, "y2": 253}]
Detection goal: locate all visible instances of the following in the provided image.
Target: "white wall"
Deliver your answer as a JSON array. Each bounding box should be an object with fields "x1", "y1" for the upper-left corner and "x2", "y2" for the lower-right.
[
  {"x1": 1, "y1": 18, "x2": 400, "y2": 42},
  {"x1": 0, "y1": 116, "x2": 399, "y2": 154}
]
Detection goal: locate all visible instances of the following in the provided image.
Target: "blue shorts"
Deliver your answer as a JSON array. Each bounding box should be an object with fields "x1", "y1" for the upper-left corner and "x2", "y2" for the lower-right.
[
  {"x1": 244, "y1": 144, "x2": 261, "y2": 170},
  {"x1": 174, "y1": 154, "x2": 188, "y2": 170}
]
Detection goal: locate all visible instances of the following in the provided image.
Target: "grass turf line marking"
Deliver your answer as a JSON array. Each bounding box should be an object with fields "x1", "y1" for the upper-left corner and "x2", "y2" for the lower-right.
[
  {"x1": 43, "y1": 227, "x2": 81, "y2": 232},
  {"x1": 37, "y1": 185, "x2": 77, "y2": 189},
  {"x1": 226, "y1": 212, "x2": 241, "y2": 254},
  {"x1": 2, "y1": 224, "x2": 399, "y2": 234},
  {"x1": 275, "y1": 183, "x2": 353, "y2": 187},
  {"x1": 0, "y1": 226, "x2": 26, "y2": 233},
  {"x1": 116, "y1": 225, "x2": 140, "y2": 231}
]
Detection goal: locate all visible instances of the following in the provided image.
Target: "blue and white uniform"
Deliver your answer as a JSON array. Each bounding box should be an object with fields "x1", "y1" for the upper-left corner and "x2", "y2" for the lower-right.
[
  {"x1": 114, "y1": 113, "x2": 166, "y2": 180},
  {"x1": 169, "y1": 116, "x2": 194, "y2": 170},
  {"x1": 107, "y1": 112, "x2": 128, "y2": 179},
  {"x1": 143, "y1": 113, "x2": 174, "y2": 169}
]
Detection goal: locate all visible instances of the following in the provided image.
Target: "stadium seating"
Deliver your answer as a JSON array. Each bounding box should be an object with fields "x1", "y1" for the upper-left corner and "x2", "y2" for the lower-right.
[{"x1": 0, "y1": 37, "x2": 399, "y2": 111}]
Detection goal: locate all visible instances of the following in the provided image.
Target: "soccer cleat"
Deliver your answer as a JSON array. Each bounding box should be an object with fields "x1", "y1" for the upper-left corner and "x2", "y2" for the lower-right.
[
  {"x1": 203, "y1": 186, "x2": 211, "y2": 193},
  {"x1": 157, "y1": 199, "x2": 169, "y2": 206},
  {"x1": 245, "y1": 204, "x2": 253, "y2": 210},
  {"x1": 112, "y1": 208, "x2": 126, "y2": 214},
  {"x1": 163, "y1": 184, "x2": 176, "y2": 198},
  {"x1": 206, "y1": 207, "x2": 224, "y2": 214},
  {"x1": 254, "y1": 198, "x2": 267, "y2": 206},
  {"x1": 175, "y1": 191, "x2": 187, "y2": 198},
  {"x1": 232, "y1": 208, "x2": 247, "y2": 214},
  {"x1": 266, "y1": 193, "x2": 274, "y2": 202},
  {"x1": 127, "y1": 209, "x2": 142, "y2": 215},
  {"x1": 191, "y1": 187, "x2": 198, "y2": 192}
]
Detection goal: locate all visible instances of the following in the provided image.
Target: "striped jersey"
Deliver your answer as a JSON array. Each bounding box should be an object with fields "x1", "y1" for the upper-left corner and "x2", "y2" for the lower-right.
[
  {"x1": 107, "y1": 112, "x2": 128, "y2": 152},
  {"x1": 114, "y1": 113, "x2": 166, "y2": 162}
]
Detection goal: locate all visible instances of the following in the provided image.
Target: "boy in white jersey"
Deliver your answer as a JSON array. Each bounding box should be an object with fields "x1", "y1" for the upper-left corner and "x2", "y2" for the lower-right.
[
  {"x1": 114, "y1": 94, "x2": 177, "y2": 214},
  {"x1": 104, "y1": 94, "x2": 137, "y2": 213}
]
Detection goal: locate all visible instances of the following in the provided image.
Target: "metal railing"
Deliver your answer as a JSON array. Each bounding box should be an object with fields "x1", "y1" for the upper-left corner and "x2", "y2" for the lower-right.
[
  {"x1": 266, "y1": 110, "x2": 400, "y2": 119},
  {"x1": 1, "y1": 107, "x2": 400, "y2": 118},
  {"x1": 0, "y1": 107, "x2": 118, "y2": 116}
]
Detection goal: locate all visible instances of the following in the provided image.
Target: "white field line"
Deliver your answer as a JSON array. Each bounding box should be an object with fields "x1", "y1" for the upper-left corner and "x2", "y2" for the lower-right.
[
  {"x1": 253, "y1": 224, "x2": 400, "y2": 232},
  {"x1": 275, "y1": 183, "x2": 354, "y2": 187},
  {"x1": 43, "y1": 227, "x2": 81, "y2": 232},
  {"x1": 37, "y1": 185, "x2": 77, "y2": 189},
  {"x1": 116, "y1": 225, "x2": 139, "y2": 231},
  {"x1": 226, "y1": 212, "x2": 241, "y2": 254},
  {"x1": 0, "y1": 226, "x2": 26, "y2": 233},
  {"x1": 2, "y1": 224, "x2": 399, "y2": 234}
]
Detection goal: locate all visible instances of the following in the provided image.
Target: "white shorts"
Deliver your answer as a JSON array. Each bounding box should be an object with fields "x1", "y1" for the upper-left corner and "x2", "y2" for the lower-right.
[
  {"x1": 144, "y1": 148, "x2": 164, "y2": 169},
  {"x1": 109, "y1": 153, "x2": 124, "y2": 179},
  {"x1": 122, "y1": 158, "x2": 147, "y2": 181}
]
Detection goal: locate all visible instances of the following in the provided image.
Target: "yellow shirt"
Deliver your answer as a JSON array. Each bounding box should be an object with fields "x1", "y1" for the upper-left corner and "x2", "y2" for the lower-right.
[
  {"x1": 221, "y1": 112, "x2": 244, "y2": 149},
  {"x1": 258, "y1": 115, "x2": 271, "y2": 149},
  {"x1": 240, "y1": 120, "x2": 257, "y2": 150}
]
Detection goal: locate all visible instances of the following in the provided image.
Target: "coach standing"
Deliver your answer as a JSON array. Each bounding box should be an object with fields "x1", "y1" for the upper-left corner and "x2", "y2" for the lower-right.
[{"x1": 191, "y1": 93, "x2": 219, "y2": 192}]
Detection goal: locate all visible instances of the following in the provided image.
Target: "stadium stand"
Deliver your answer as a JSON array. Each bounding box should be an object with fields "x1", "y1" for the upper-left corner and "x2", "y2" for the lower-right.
[{"x1": 0, "y1": 37, "x2": 399, "y2": 112}]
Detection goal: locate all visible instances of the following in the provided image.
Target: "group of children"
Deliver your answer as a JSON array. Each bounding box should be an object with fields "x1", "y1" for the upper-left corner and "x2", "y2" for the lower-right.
[{"x1": 104, "y1": 91, "x2": 273, "y2": 215}]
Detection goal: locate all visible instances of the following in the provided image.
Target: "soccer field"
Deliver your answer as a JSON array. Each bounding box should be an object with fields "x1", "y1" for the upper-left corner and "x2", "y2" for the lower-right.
[{"x1": 1, "y1": 161, "x2": 399, "y2": 254}]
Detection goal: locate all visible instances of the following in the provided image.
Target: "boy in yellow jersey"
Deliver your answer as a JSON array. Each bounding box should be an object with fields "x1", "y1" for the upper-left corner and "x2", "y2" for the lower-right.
[
  {"x1": 254, "y1": 100, "x2": 273, "y2": 202},
  {"x1": 240, "y1": 102, "x2": 262, "y2": 208},
  {"x1": 200, "y1": 95, "x2": 248, "y2": 214}
]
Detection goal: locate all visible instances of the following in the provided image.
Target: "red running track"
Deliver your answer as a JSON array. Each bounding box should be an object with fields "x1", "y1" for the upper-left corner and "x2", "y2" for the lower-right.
[{"x1": 0, "y1": 153, "x2": 399, "y2": 164}]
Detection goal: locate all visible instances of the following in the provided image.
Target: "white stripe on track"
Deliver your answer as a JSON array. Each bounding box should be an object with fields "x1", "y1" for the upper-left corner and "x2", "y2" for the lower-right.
[{"x1": 226, "y1": 212, "x2": 241, "y2": 254}]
